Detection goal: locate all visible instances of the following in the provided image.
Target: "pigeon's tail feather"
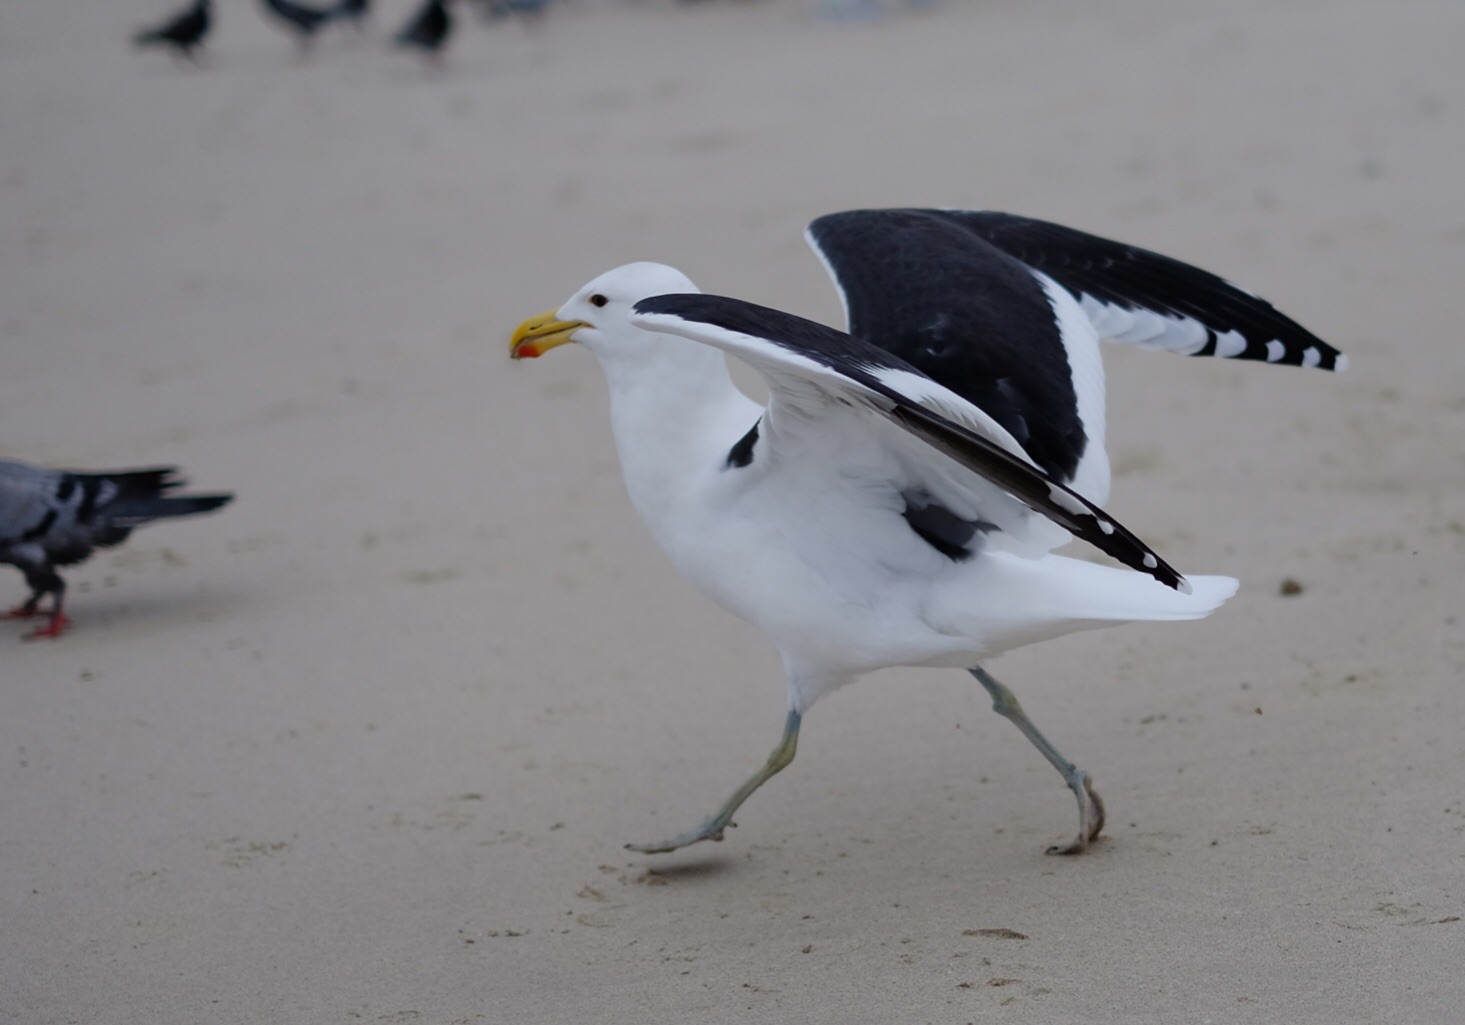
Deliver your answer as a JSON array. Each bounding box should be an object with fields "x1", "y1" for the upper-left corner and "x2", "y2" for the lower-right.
[
  {"x1": 92, "y1": 467, "x2": 185, "y2": 502},
  {"x1": 107, "y1": 493, "x2": 233, "y2": 529},
  {"x1": 88, "y1": 493, "x2": 230, "y2": 550}
]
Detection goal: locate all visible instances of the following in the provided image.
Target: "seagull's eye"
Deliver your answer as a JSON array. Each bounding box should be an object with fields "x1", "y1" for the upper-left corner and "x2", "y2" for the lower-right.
[{"x1": 589, "y1": 294, "x2": 608, "y2": 308}]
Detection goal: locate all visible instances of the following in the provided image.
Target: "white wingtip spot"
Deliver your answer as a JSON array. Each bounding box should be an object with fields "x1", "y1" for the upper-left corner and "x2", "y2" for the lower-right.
[
  {"x1": 1334, "y1": 353, "x2": 1350, "y2": 373},
  {"x1": 1177, "y1": 577, "x2": 1193, "y2": 595},
  {"x1": 1142, "y1": 553, "x2": 1158, "y2": 569},
  {"x1": 1265, "y1": 339, "x2": 1287, "y2": 363},
  {"x1": 1301, "y1": 346, "x2": 1321, "y2": 369},
  {"x1": 1047, "y1": 483, "x2": 1090, "y2": 517},
  {"x1": 1214, "y1": 329, "x2": 1248, "y2": 359},
  {"x1": 1098, "y1": 519, "x2": 1114, "y2": 535}
]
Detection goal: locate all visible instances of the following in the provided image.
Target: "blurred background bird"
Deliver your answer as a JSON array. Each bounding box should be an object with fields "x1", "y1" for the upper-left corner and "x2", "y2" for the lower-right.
[
  {"x1": 472, "y1": 0, "x2": 551, "y2": 26},
  {"x1": 259, "y1": 0, "x2": 338, "y2": 50},
  {"x1": 0, "y1": 461, "x2": 233, "y2": 640},
  {"x1": 133, "y1": 0, "x2": 211, "y2": 60},
  {"x1": 394, "y1": 0, "x2": 453, "y2": 64},
  {"x1": 332, "y1": 0, "x2": 371, "y2": 31}
]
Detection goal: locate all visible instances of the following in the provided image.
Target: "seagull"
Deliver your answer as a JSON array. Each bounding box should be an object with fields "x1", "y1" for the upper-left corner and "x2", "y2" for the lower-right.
[
  {"x1": 510, "y1": 208, "x2": 1343, "y2": 855},
  {"x1": 0, "y1": 461, "x2": 233, "y2": 639},
  {"x1": 133, "y1": 0, "x2": 211, "y2": 60},
  {"x1": 393, "y1": 0, "x2": 453, "y2": 62},
  {"x1": 259, "y1": 0, "x2": 338, "y2": 48}
]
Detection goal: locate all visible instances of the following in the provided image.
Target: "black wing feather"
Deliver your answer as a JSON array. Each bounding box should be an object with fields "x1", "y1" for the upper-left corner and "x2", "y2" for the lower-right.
[
  {"x1": 808, "y1": 209, "x2": 1087, "y2": 483},
  {"x1": 940, "y1": 210, "x2": 1345, "y2": 370}
]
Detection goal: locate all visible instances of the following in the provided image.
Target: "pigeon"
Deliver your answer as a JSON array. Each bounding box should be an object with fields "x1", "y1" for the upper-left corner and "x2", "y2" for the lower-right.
[
  {"x1": 474, "y1": 0, "x2": 550, "y2": 22},
  {"x1": 259, "y1": 0, "x2": 338, "y2": 47},
  {"x1": 394, "y1": 0, "x2": 453, "y2": 62},
  {"x1": 0, "y1": 461, "x2": 233, "y2": 639},
  {"x1": 133, "y1": 0, "x2": 211, "y2": 60}
]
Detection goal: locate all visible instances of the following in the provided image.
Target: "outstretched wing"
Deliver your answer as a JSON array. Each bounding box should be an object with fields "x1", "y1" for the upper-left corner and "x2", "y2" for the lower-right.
[
  {"x1": 807, "y1": 208, "x2": 1094, "y2": 484},
  {"x1": 631, "y1": 294, "x2": 1190, "y2": 593},
  {"x1": 923, "y1": 209, "x2": 1345, "y2": 370}
]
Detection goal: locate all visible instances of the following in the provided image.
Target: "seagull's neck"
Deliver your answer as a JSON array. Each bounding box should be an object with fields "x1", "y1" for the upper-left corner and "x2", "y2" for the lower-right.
[{"x1": 593, "y1": 334, "x2": 757, "y2": 524}]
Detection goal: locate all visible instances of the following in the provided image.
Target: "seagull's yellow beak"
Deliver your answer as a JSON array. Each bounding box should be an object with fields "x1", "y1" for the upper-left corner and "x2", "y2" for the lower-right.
[{"x1": 511, "y1": 310, "x2": 586, "y2": 360}]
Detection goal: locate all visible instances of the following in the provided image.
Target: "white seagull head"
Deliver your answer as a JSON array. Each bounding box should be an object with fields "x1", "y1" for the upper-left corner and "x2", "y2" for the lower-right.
[{"x1": 510, "y1": 262, "x2": 699, "y2": 361}]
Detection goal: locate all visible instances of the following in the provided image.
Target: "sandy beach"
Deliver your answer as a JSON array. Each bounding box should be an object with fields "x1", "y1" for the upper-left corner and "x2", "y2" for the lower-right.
[{"x1": 3, "y1": 0, "x2": 1463, "y2": 1021}]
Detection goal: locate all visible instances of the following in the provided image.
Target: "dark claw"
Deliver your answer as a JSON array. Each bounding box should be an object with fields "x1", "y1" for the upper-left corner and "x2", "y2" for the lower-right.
[
  {"x1": 1044, "y1": 772, "x2": 1104, "y2": 855},
  {"x1": 1084, "y1": 776, "x2": 1107, "y2": 842}
]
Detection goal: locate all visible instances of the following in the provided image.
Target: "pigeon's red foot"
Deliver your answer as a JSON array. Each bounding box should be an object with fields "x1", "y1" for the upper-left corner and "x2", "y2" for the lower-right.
[
  {"x1": 24, "y1": 613, "x2": 70, "y2": 640},
  {"x1": 2, "y1": 604, "x2": 43, "y2": 620}
]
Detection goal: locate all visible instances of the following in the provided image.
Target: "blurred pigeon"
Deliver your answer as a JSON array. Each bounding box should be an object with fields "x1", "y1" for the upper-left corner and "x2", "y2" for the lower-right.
[
  {"x1": 332, "y1": 0, "x2": 370, "y2": 29},
  {"x1": 473, "y1": 0, "x2": 549, "y2": 21},
  {"x1": 394, "y1": 0, "x2": 452, "y2": 62},
  {"x1": 133, "y1": 0, "x2": 211, "y2": 59},
  {"x1": 260, "y1": 0, "x2": 338, "y2": 47},
  {"x1": 0, "y1": 461, "x2": 233, "y2": 640}
]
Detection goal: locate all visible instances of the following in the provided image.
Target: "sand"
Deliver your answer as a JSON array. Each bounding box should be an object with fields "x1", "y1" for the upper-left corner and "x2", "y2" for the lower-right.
[{"x1": 2, "y1": 0, "x2": 1463, "y2": 1021}]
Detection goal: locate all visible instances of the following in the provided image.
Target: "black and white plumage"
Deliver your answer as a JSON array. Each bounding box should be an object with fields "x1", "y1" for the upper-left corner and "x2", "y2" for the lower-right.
[
  {"x1": 510, "y1": 209, "x2": 1341, "y2": 856},
  {"x1": 0, "y1": 462, "x2": 232, "y2": 639},
  {"x1": 133, "y1": 0, "x2": 211, "y2": 59},
  {"x1": 805, "y1": 210, "x2": 1345, "y2": 489},
  {"x1": 393, "y1": 0, "x2": 453, "y2": 60}
]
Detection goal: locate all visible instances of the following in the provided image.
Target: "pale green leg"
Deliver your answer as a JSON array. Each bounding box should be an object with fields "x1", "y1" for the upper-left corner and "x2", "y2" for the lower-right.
[
  {"x1": 628, "y1": 710, "x2": 802, "y2": 854},
  {"x1": 969, "y1": 667, "x2": 1105, "y2": 855}
]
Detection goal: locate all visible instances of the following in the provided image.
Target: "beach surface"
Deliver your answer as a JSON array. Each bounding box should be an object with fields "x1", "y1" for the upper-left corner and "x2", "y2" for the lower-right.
[{"x1": 2, "y1": 1, "x2": 1463, "y2": 1021}]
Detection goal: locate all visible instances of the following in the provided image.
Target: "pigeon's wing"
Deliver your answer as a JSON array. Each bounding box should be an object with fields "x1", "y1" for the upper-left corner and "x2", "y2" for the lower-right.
[
  {"x1": 631, "y1": 294, "x2": 1189, "y2": 592},
  {"x1": 0, "y1": 462, "x2": 71, "y2": 547},
  {"x1": 0, "y1": 463, "x2": 185, "y2": 548}
]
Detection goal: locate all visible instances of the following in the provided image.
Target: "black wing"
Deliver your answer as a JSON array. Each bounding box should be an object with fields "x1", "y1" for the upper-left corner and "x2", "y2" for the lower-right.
[
  {"x1": 930, "y1": 209, "x2": 1345, "y2": 370},
  {"x1": 808, "y1": 208, "x2": 1088, "y2": 483}
]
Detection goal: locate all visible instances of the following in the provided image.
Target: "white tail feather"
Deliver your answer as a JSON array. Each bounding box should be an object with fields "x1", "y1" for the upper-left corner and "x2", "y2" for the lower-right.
[{"x1": 928, "y1": 552, "x2": 1239, "y2": 659}]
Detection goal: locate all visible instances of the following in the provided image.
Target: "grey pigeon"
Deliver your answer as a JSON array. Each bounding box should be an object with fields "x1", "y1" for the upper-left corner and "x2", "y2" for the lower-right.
[{"x1": 0, "y1": 461, "x2": 233, "y2": 639}]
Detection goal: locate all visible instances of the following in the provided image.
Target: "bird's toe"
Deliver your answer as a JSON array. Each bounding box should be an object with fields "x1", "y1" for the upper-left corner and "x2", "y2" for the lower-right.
[
  {"x1": 1084, "y1": 776, "x2": 1107, "y2": 842},
  {"x1": 23, "y1": 613, "x2": 70, "y2": 640},
  {"x1": 626, "y1": 821, "x2": 728, "y2": 855}
]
